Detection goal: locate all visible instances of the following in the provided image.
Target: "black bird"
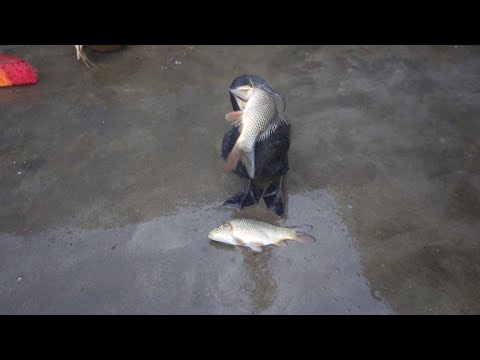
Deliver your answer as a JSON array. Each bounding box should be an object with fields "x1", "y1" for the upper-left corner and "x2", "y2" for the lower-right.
[{"x1": 221, "y1": 74, "x2": 291, "y2": 217}]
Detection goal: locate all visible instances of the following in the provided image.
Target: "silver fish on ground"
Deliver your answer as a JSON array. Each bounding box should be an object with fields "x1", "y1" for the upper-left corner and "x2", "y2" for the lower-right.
[
  {"x1": 224, "y1": 85, "x2": 287, "y2": 179},
  {"x1": 208, "y1": 218, "x2": 315, "y2": 252}
]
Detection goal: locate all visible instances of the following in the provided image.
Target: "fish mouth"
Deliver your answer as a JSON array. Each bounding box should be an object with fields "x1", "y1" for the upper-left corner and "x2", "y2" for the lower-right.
[
  {"x1": 229, "y1": 87, "x2": 250, "y2": 101},
  {"x1": 208, "y1": 233, "x2": 230, "y2": 243},
  {"x1": 207, "y1": 232, "x2": 219, "y2": 241}
]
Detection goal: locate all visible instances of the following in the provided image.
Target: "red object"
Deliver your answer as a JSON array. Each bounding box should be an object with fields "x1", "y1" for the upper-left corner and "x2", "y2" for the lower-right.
[{"x1": 0, "y1": 53, "x2": 38, "y2": 87}]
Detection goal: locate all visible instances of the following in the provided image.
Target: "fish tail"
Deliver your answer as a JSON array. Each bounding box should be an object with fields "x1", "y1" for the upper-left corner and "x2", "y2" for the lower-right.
[
  {"x1": 224, "y1": 142, "x2": 242, "y2": 172},
  {"x1": 291, "y1": 225, "x2": 316, "y2": 243},
  {"x1": 240, "y1": 150, "x2": 255, "y2": 179},
  {"x1": 224, "y1": 142, "x2": 255, "y2": 179}
]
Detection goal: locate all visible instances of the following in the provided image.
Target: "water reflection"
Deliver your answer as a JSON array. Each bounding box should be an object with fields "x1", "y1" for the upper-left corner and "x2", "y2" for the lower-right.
[
  {"x1": 0, "y1": 190, "x2": 392, "y2": 314},
  {"x1": 241, "y1": 249, "x2": 277, "y2": 314}
]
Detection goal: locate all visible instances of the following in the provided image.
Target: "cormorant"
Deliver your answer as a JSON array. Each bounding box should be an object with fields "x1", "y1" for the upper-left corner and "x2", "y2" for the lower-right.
[{"x1": 221, "y1": 74, "x2": 291, "y2": 217}]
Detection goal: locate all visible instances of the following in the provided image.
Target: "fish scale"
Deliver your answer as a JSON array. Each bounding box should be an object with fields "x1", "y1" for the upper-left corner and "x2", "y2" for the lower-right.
[
  {"x1": 230, "y1": 219, "x2": 293, "y2": 243},
  {"x1": 238, "y1": 88, "x2": 278, "y2": 153},
  {"x1": 224, "y1": 87, "x2": 283, "y2": 179}
]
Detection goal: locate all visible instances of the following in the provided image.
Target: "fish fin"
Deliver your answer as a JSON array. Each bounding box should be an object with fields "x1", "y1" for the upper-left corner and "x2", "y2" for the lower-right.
[
  {"x1": 258, "y1": 114, "x2": 288, "y2": 142},
  {"x1": 294, "y1": 234, "x2": 316, "y2": 243},
  {"x1": 225, "y1": 111, "x2": 243, "y2": 129},
  {"x1": 291, "y1": 225, "x2": 316, "y2": 243},
  {"x1": 240, "y1": 150, "x2": 255, "y2": 179},
  {"x1": 224, "y1": 141, "x2": 255, "y2": 178},
  {"x1": 232, "y1": 235, "x2": 246, "y2": 246},
  {"x1": 248, "y1": 245, "x2": 263, "y2": 252},
  {"x1": 224, "y1": 141, "x2": 243, "y2": 172},
  {"x1": 294, "y1": 225, "x2": 313, "y2": 233},
  {"x1": 276, "y1": 240, "x2": 288, "y2": 247}
]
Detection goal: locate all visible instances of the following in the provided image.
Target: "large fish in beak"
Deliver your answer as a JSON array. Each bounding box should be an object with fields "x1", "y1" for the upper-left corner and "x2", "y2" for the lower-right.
[
  {"x1": 229, "y1": 75, "x2": 287, "y2": 112},
  {"x1": 224, "y1": 85, "x2": 287, "y2": 179}
]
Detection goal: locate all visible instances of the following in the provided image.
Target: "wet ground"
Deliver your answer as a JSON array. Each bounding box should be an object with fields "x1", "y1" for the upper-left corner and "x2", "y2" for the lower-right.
[{"x1": 1, "y1": 45, "x2": 479, "y2": 314}]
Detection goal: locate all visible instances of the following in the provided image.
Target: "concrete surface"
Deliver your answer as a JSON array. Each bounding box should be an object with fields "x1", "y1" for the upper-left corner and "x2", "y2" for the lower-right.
[{"x1": 0, "y1": 45, "x2": 479, "y2": 314}]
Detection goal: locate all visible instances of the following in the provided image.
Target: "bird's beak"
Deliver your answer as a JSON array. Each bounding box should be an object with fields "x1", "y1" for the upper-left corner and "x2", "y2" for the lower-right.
[{"x1": 256, "y1": 83, "x2": 287, "y2": 112}]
